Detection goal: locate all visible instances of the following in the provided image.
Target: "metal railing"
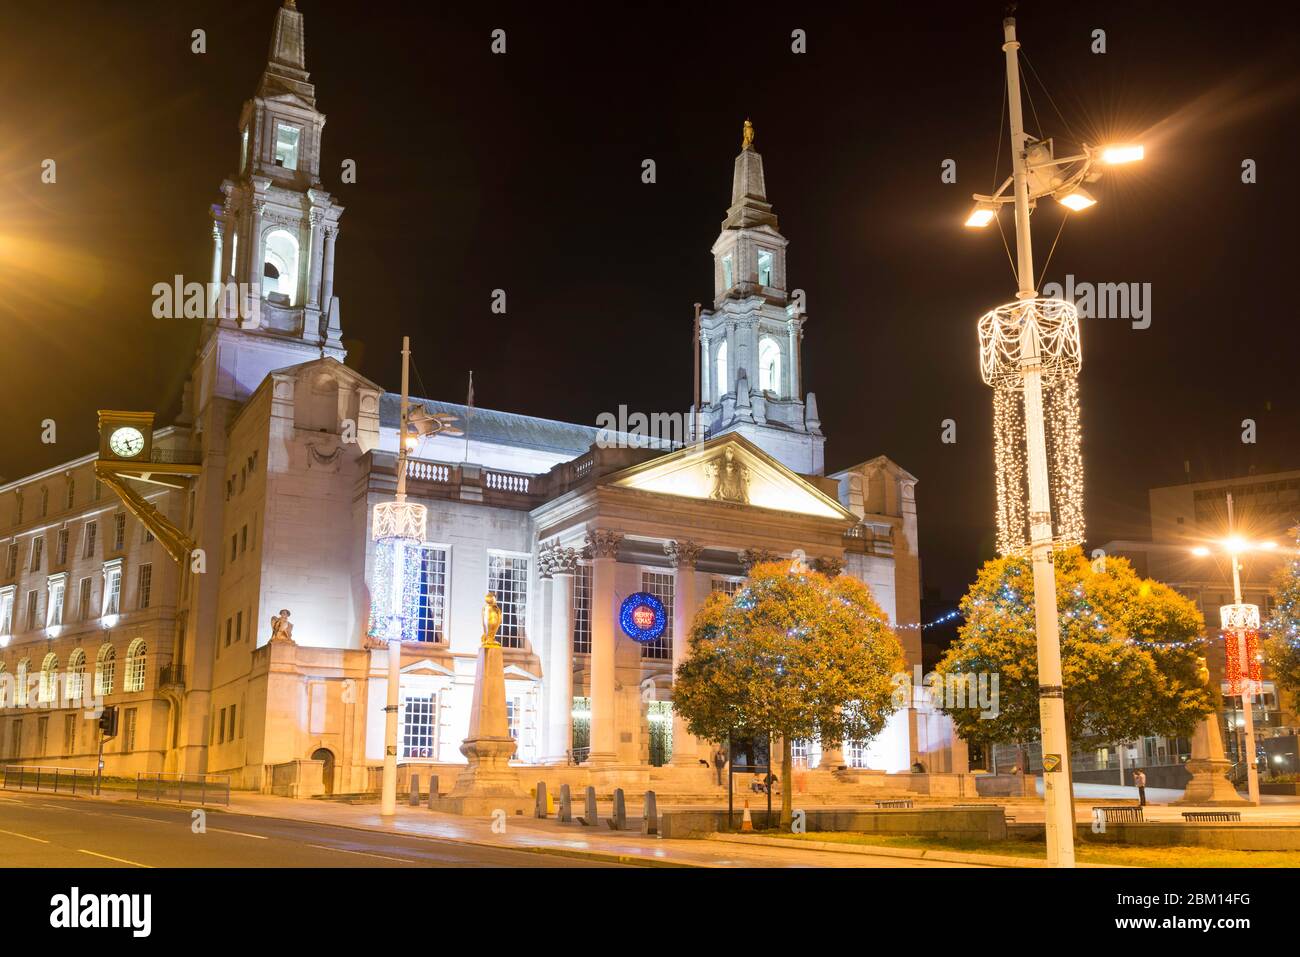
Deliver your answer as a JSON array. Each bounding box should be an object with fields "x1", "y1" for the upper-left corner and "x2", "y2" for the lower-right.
[
  {"x1": 157, "y1": 663, "x2": 185, "y2": 688},
  {"x1": 2, "y1": 764, "x2": 96, "y2": 794},
  {"x1": 135, "y1": 771, "x2": 231, "y2": 806}
]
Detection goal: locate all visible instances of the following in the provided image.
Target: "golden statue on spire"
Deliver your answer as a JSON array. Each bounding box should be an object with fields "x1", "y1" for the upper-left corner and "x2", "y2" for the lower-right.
[{"x1": 741, "y1": 118, "x2": 755, "y2": 151}]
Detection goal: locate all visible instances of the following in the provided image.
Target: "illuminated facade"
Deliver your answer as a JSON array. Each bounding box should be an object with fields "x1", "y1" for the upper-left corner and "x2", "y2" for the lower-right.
[{"x1": 0, "y1": 2, "x2": 940, "y2": 795}]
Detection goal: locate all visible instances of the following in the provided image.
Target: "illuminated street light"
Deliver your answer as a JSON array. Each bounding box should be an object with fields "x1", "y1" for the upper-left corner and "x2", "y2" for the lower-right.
[
  {"x1": 1190, "y1": 493, "x2": 1272, "y2": 805},
  {"x1": 1102, "y1": 144, "x2": 1145, "y2": 164},
  {"x1": 965, "y1": 204, "x2": 997, "y2": 228},
  {"x1": 1055, "y1": 187, "x2": 1096, "y2": 211}
]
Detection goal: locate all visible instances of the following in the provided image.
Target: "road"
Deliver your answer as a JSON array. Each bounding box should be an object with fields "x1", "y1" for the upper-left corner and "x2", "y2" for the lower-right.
[{"x1": 0, "y1": 792, "x2": 618, "y2": 868}]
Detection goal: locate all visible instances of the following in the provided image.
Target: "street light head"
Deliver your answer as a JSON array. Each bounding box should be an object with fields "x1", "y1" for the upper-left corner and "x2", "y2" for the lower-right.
[
  {"x1": 1221, "y1": 535, "x2": 1248, "y2": 555},
  {"x1": 1101, "y1": 144, "x2": 1144, "y2": 165},
  {"x1": 965, "y1": 205, "x2": 996, "y2": 228},
  {"x1": 1056, "y1": 187, "x2": 1097, "y2": 211}
]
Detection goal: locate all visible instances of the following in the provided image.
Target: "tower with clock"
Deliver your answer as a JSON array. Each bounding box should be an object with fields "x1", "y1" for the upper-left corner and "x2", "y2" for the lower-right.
[{"x1": 97, "y1": 411, "x2": 155, "y2": 464}]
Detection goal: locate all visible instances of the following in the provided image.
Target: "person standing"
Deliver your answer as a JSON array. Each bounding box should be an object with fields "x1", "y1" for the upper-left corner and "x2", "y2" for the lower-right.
[
  {"x1": 1134, "y1": 768, "x2": 1148, "y2": 806},
  {"x1": 713, "y1": 746, "x2": 727, "y2": 787}
]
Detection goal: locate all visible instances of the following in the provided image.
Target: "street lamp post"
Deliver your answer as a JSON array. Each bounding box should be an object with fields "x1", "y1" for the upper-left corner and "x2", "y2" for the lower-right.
[
  {"x1": 1192, "y1": 493, "x2": 1277, "y2": 805},
  {"x1": 967, "y1": 17, "x2": 1144, "y2": 867}
]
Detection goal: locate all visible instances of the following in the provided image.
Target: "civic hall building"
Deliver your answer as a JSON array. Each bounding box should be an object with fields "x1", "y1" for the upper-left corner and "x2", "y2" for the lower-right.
[{"x1": 0, "y1": 2, "x2": 957, "y2": 797}]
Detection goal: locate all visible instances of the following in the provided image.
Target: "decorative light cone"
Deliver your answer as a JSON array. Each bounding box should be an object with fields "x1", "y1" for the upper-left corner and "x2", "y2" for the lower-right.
[{"x1": 368, "y1": 501, "x2": 427, "y2": 641}]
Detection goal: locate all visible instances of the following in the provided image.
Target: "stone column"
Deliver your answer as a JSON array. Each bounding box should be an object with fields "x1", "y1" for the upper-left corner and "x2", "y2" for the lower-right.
[
  {"x1": 320, "y1": 225, "x2": 338, "y2": 307},
  {"x1": 243, "y1": 200, "x2": 265, "y2": 329},
  {"x1": 666, "y1": 539, "x2": 703, "y2": 766},
  {"x1": 700, "y1": 333, "x2": 711, "y2": 407},
  {"x1": 544, "y1": 546, "x2": 577, "y2": 763},
  {"x1": 307, "y1": 208, "x2": 325, "y2": 309},
  {"x1": 585, "y1": 529, "x2": 622, "y2": 765},
  {"x1": 210, "y1": 221, "x2": 225, "y2": 288}
]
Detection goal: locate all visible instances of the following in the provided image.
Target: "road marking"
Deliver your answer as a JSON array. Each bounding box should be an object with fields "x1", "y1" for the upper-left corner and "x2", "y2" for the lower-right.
[
  {"x1": 39, "y1": 803, "x2": 75, "y2": 811},
  {"x1": 0, "y1": 827, "x2": 50, "y2": 844},
  {"x1": 305, "y1": 843, "x2": 416, "y2": 864},
  {"x1": 209, "y1": 827, "x2": 268, "y2": 840},
  {"x1": 109, "y1": 813, "x2": 174, "y2": 825},
  {"x1": 78, "y1": 849, "x2": 152, "y2": 868}
]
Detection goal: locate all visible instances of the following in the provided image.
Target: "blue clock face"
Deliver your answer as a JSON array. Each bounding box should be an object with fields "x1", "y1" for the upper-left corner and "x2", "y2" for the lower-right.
[{"x1": 620, "y1": 592, "x2": 667, "y2": 642}]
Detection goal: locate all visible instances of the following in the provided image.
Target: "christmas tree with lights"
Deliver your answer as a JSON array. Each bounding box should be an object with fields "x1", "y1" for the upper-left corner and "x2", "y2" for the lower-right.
[{"x1": 1265, "y1": 523, "x2": 1300, "y2": 703}]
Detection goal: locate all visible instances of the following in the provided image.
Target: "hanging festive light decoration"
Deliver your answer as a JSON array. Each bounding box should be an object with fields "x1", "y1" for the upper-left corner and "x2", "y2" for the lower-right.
[
  {"x1": 980, "y1": 297, "x2": 1085, "y2": 556},
  {"x1": 1221, "y1": 603, "x2": 1263, "y2": 695},
  {"x1": 367, "y1": 500, "x2": 427, "y2": 643}
]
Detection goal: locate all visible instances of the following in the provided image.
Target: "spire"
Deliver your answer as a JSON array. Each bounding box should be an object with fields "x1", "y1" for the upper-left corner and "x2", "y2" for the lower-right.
[
  {"x1": 723, "y1": 120, "x2": 779, "y2": 230},
  {"x1": 259, "y1": 0, "x2": 314, "y2": 104}
]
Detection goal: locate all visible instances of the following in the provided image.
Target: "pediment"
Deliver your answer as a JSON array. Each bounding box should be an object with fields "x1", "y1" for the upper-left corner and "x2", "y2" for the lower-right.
[
  {"x1": 401, "y1": 658, "x2": 455, "y2": 678},
  {"x1": 606, "y1": 435, "x2": 853, "y2": 521}
]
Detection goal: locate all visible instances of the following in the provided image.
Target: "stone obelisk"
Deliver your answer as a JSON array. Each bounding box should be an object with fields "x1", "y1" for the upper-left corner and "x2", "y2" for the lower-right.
[
  {"x1": 436, "y1": 594, "x2": 531, "y2": 815},
  {"x1": 1173, "y1": 657, "x2": 1249, "y2": 807}
]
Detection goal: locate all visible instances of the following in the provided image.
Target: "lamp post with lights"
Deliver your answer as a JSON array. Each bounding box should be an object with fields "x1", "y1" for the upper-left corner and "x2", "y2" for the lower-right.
[
  {"x1": 964, "y1": 16, "x2": 1144, "y2": 867},
  {"x1": 1191, "y1": 493, "x2": 1278, "y2": 805}
]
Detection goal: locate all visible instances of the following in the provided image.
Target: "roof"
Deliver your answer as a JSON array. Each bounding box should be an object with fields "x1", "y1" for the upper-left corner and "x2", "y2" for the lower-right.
[{"x1": 379, "y1": 394, "x2": 600, "y2": 457}]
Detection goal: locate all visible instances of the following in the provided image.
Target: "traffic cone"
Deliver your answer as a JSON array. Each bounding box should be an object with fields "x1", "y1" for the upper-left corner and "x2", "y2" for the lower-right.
[{"x1": 741, "y1": 801, "x2": 754, "y2": 832}]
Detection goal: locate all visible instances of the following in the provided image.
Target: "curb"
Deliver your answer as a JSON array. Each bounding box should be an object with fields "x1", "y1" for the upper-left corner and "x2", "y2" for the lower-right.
[{"x1": 707, "y1": 832, "x2": 1123, "y2": 868}]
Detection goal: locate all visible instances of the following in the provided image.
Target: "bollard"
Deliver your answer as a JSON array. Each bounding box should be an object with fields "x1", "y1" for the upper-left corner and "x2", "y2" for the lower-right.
[
  {"x1": 558, "y1": 783, "x2": 572, "y2": 823},
  {"x1": 535, "y1": 781, "x2": 549, "y2": 818},
  {"x1": 409, "y1": 774, "x2": 421, "y2": 806},
  {"x1": 581, "y1": 786, "x2": 598, "y2": 827},
  {"x1": 426, "y1": 774, "x2": 440, "y2": 809},
  {"x1": 607, "y1": 788, "x2": 627, "y2": 830},
  {"x1": 643, "y1": 789, "x2": 658, "y2": 835}
]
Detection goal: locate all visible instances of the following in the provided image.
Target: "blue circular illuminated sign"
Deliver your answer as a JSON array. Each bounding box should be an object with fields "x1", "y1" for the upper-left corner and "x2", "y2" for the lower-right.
[{"x1": 620, "y1": 592, "x2": 667, "y2": 642}]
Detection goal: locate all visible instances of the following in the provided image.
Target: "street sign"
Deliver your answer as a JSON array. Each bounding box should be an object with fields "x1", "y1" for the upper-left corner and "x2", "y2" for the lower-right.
[{"x1": 1042, "y1": 753, "x2": 1062, "y2": 773}]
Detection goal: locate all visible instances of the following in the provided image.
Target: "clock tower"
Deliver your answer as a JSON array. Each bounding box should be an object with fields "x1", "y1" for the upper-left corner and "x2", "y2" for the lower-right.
[{"x1": 198, "y1": 0, "x2": 346, "y2": 407}]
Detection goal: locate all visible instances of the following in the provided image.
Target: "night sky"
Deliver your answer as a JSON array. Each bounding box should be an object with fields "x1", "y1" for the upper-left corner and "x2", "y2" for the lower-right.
[{"x1": 1, "y1": 0, "x2": 1298, "y2": 600}]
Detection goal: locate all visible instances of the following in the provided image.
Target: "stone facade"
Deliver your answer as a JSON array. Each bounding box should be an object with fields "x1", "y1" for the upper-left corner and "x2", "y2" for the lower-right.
[{"x1": 0, "y1": 2, "x2": 951, "y2": 795}]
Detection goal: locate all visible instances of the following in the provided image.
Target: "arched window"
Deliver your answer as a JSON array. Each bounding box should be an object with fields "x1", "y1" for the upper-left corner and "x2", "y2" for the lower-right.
[
  {"x1": 716, "y1": 341, "x2": 729, "y2": 396},
  {"x1": 66, "y1": 649, "x2": 86, "y2": 703},
  {"x1": 95, "y1": 644, "x2": 116, "y2": 697},
  {"x1": 16, "y1": 657, "x2": 29, "y2": 707},
  {"x1": 261, "y1": 229, "x2": 300, "y2": 305},
  {"x1": 125, "y1": 639, "x2": 147, "y2": 693},
  {"x1": 759, "y1": 337, "x2": 782, "y2": 394},
  {"x1": 39, "y1": 653, "x2": 58, "y2": 703}
]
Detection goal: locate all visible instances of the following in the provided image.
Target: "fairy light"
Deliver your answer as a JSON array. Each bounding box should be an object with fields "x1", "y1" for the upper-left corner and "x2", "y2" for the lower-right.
[{"x1": 982, "y1": 298, "x2": 1085, "y2": 556}]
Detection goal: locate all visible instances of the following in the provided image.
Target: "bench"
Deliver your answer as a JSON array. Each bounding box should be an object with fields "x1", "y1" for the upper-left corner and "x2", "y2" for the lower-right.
[
  {"x1": 875, "y1": 799, "x2": 914, "y2": 809},
  {"x1": 1181, "y1": 811, "x2": 1242, "y2": 823},
  {"x1": 1094, "y1": 805, "x2": 1144, "y2": 823}
]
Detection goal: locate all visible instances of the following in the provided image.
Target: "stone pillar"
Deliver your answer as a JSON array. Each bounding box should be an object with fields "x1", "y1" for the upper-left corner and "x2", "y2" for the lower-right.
[
  {"x1": 586, "y1": 529, "x2": 622, "y2": 765},
  {"x1": 306, "y1": 207, "x2": 325, "y2": 309},
  {"x1": 1173, "y1": 713, "x2": 1249, "y2": 806},
  {"x1": 243, "y1": 200, "x2": 265, "y2": 329},
  {"x1": 544, "y1": 545, "x2": 577, "y2": 763},
  {"x1": 210, "y1": 221, "x2": 225, "y2": 288},
  {"x1": 320, "y1": 225, "x2": 338, "y2": 307},
  {"x1": 787, "y1": 319, "x2": 798, "y2": 400},
  {"x1": 665, "y1": 539, "x2": 703, "y2": 766},
  {"x1": 700, "y1": 333, "x2": 711, "y2": 408}
]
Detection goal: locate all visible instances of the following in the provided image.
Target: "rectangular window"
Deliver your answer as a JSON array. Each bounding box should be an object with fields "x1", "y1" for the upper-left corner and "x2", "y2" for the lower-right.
[
  {"x1": 83, "y1": 522, "x2": 97, "y2": 559},
  {"x1": 757, "y1": 249, "x2": 774, "y2": 286},
  {"x1": 123, "y1": 708, "x2": 137, "y2": 753},
  {"x1": 506, "y1": 695, "x2": 522, "y2": 741},
  {"x1": 47, "y1": 577, "x2": 65, "y2": 627},
  {"x1": 37, "y1": 716, "x2": 49, "y2": 757},
  {"x1": 240, "y1": 525, "x2": 247, "y2": 554},
  {"x1": 401, "y1": 693, "x2": 437, "y2": 759},
  {"x1": 113, "y1": 513, "x2": 126, "y2": 552},
  {"x1": 0, "y1": 589, "x2": 12, "y2": 636},
  {"x1": 228, "y1": 705, "x2": 237, "y2": 742},
  {"x1": 24, "y1": 590, "x2": 38, "y2": 630},
  {"x1": 218, "y1": 707, "x2": 226, "y2": 744},
  {"x1": 63, "y1": 714, "x2": 77, "y2": 756},
  {"x1": 712, "y1": 576, "x2": 743, "y2": 596},
  {"x1": 65, "y1": 479, "x2": 75, "y2": 511},
  {"x1": 137, "y1": 564, "x2": 152, "y2": 610},
  {"x1": 143, "y1": 526, "x2": 154, "y2": 544},
  {"x1": 572, "y1": 563, "x2": 592, "y2": 654},
  {"x1": 240, "y1": 126, "x2": 249, "y2": 171},
  {"x1": 230, "y1": 535, "x2": 238, "y2": 562},
  {"x1": 29, "y1": 537, "x2": 43, "y2": 572},
  {"x1": 274, "y1": 123, "x2": 300, "y2": 170},
  {"x1": 486, "y1": 553, "x2": 529, "y2": 649},
  {"x1": 639, "y1": 571, "x2": 674, "y2": 660},
  {"x1": 56, "y1": 528, "x2": 69, "y2": 566},
  {"x1": 77, "y1": 577, "x2": 92, "y2": 621},
  {"x1": 235, "y1": 610, "x2": 243, "y2": 642},
  {"x1": 104, "y1": 565, "x2": 122, "y2": 617},
  {"x1": 416, "y1": 546, "x2": 449, "y2": 642},
  {"x1": 225, "y1": 618, "x2": 232, "y2": 647},
  {"x1": 8, "y1": 720, "x2": 21, "y2": 759},
  {"x1": 722, "y1": 254, "x2": 734, "y2": 289},
  {"x1": 5, "y1": 543, "x2": 17, "y2": 578}
]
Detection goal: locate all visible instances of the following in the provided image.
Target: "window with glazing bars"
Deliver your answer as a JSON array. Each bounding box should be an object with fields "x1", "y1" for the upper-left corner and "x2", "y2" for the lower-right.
[
  {"x1": 640, "y1": 571, "x2": 673, "y2": 660},
  {"x1": 487, "y1": 554, "x2": 528, "y2": 649},
  {"x1": 401, "y1": 693, "x2": 437, "y2": 758},
  {"x1": 416, "y1": 547, "x2": 448, "y2": 642},
  {"x1": 572, "y1": 563, "x2": 591, "y2": 654}
]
